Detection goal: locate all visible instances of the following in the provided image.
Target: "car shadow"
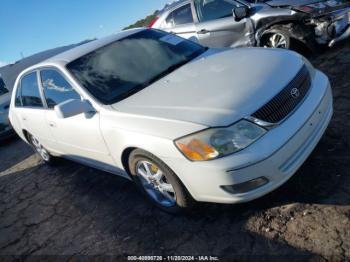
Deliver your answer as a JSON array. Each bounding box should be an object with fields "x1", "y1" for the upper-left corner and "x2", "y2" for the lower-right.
[
  {"x1": 0, "y1": 161, "x2": 320, "y2": 259},
  {"x1": 0, "y1": 136, "x2": 34, "y2": 173}
]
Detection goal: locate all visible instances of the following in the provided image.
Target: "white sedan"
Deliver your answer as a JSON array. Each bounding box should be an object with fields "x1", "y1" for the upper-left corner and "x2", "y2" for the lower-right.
[{"x1": 9, "y1": 29, "x2": 333, "y2": 213}]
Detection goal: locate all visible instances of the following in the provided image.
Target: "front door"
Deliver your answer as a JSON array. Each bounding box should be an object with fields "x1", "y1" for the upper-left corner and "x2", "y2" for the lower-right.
[
  {"x1": 12, "y1": 71, "x2": 56, "y2": 149},
  {"x1": 194, "y1": 0, "x2": 253, "y2": 48},
  {"x1": 38, "y1": 68, "x2": 115, "y2": 169}
]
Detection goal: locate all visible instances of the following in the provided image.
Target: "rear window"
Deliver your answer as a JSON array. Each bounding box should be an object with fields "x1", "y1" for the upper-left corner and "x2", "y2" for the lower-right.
[{"x1": 20, "y1": 72, "x2": 43, "y2": 108}]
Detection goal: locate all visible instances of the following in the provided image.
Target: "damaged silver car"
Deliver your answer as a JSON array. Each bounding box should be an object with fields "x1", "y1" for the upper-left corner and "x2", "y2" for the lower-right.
[{"x1": 150, "y1": 0, "x2": 350, "y2": 50}]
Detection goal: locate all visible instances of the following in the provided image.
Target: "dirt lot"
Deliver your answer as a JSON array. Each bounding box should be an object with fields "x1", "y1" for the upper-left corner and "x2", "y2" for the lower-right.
[{"x1": 0, "y1": 42, "x2": 350, "y2": 261}]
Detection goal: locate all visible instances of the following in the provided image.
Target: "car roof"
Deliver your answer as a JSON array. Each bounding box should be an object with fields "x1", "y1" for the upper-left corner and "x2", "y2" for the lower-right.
[{"x1": 43, "y1": 28, "x2": 145, "y2": 65}]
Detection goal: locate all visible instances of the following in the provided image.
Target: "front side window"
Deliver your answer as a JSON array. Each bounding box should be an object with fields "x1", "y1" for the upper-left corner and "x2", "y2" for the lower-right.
[
  {"x1": 166, "y1": 4, "x2": 194, "y2": 27},
  {"x1": 20, "y1": 72, "x2": 43, "y2": 108},
  {"x1": 67, "y1": 29, "x2": 207, "y2": 105},
  {"x1": 194, "y1": 0, "x2": 242, "y2": 22},
  {"x1": 40, "y1": 69, "x2": 80, "y2": 109}
]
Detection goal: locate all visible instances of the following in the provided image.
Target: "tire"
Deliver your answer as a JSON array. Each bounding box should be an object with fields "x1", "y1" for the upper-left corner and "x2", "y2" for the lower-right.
[
  {"x1": 260, "y1": 26, "x2": 293, "y2": 49},
  {"x1": 129, "y1": 149, "x2": 194, "y2": 213},
  {"x1": 27, "y1": 133, "x2": 56, "y2": 165}
]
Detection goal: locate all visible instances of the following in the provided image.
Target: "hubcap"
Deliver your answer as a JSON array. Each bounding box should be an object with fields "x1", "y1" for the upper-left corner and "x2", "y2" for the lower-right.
[
  {"x1": 264, "y1": 33, "x2": 287, "y2": 48},
  {"x1": 31, "y1": 136, "x2": 50, "y2": 162},
  {"x1": 136, "y1": 161, "x2": 176, "y2": 207}
]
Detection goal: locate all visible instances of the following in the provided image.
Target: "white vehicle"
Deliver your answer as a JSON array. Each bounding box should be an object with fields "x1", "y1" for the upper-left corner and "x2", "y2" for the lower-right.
[{"x1": 9, "y1": 29, "x2": 333, "y2": 213}]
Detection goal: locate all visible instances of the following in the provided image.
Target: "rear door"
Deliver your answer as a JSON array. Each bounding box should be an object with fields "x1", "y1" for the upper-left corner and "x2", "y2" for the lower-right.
[
  {"x1": 194, "y1": 0, "x2": 252, "y2": 48},
  {"x1": 159, "y1": 3, "x2": 199, "y2": 43},
  {"x1": 12, "y1": 71, "x2": 56, "y2": 149}
]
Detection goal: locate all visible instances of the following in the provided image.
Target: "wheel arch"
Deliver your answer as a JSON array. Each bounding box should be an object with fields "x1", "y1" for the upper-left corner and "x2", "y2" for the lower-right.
[
  {"x1": 121, "y1": 146, "x2": 137, "y2": 178},
  {"x1": 257, "y1": 20, "x2": 316, "y2": 51},
  {"x1": 120, "y1": 146, "x2": 195, "y2": 198},
  {"x1": 22, "y1": 129, "x2": 31, "y2": 144}
]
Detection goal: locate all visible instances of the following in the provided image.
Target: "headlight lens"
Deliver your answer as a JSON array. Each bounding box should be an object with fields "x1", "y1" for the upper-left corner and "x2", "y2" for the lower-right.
[
  {"x1": 302, "y1": 56, "x2": 316, "y2": 79},
  {"x1": 175, "y1": 120, "x2": 267, "y2": 161}
]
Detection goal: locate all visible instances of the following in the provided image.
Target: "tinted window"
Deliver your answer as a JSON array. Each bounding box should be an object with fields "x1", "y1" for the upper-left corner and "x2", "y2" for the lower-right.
[
  {"x1": 40, "y1": 69, "x2": 80, "y2": 109},
  {"x1": 21, "y1": 72, "x2": 43, "y2": 108},
  {"x1": 0, "y1": 77, "x2": 8, "y2": 95},
  {"x1": 67, "y1": 29, "x2": 206, "y2": 105},
  {"x1": 166, "y1": 4, "x2": 194, "y2": 26},
  {"x1": 194, "y1": 0, "x2": 241, "y2": 22}
]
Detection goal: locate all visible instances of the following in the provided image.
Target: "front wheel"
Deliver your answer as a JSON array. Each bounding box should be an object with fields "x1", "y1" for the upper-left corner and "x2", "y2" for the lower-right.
[
  {"x1": 260, "y1": 29, "x2": 291, "y2": 49},
  {"x1": 129, "y1": 149, "x2": 194, "y2": 213}
]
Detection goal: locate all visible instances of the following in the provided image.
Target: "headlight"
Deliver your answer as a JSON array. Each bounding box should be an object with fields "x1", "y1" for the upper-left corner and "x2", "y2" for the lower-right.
[
  {"x1": 302, "y1": 56, "x2": 316, "y2": 79},
  {"x1": 175, "y1": 120, "x2": 267, "y2": 161}
]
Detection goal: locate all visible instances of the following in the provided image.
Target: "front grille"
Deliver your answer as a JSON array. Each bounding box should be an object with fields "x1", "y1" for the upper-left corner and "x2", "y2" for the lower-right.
[{"x1": 252, "y1": 65, "x2": 311, "y2": 123}]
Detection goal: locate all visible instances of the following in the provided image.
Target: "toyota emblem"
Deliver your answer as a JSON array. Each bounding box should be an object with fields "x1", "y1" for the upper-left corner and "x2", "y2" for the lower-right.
[{"x1": 291, "y1": 88, "x2": 300, "y2": 99}]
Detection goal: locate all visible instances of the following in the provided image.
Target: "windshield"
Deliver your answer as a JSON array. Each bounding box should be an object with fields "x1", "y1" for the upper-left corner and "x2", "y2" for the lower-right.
[
  {"x1": 67, "y1": 29, "x2": 207, "y2": 105},
  {"x1": 0, "y1": 77, "x2": 8, "y2": 96}
]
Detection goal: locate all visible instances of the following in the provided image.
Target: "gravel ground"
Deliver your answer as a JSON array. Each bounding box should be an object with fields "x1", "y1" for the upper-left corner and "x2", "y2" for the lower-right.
[{"x1": 0, "y1": 42, "x2": 349, "y2": 261}]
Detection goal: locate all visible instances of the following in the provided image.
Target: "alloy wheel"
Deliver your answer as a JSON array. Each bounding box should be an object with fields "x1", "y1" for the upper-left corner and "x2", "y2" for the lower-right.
[
  {"x1": 30, "y1": 135, "x2": 50, "y2": 162},
  {"x1": 136, "y1": 160, "x2": 176, "y2": 207},
  {"x1": 264, "y1": 33, "x2": 287, "y2": 48}
]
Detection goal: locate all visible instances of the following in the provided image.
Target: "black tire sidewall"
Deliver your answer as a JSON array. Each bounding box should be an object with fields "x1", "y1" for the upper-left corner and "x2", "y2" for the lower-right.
[
  {"x1": 260, "y1": 28, "x2": 292, "y2": 49},
  {"x1": 28, "y1": 133, "x2": 53, "y2": 164},
  {"x1": 129, "y1": 149, "x2": 192, "y2": 214}
]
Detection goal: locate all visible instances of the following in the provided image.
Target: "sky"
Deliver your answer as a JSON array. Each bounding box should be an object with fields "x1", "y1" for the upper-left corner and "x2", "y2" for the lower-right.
[{"x1": 0, "y1": 0, "x2": 169, "y2": 65}]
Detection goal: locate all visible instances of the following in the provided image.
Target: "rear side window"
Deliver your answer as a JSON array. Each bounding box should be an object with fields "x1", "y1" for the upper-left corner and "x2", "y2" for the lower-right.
[
  {"x1": 40, "y1": 69, "x2": 80, "y2": 109},
  {"x1": 194, "y1": 0, "x2": 241, "y2": 22},
  {"x1": 20, "y1": 72, "x2": 43, "y2": 108},
  {"x1": 166, "y1": 4, "x2": 194, "y2": 26}
]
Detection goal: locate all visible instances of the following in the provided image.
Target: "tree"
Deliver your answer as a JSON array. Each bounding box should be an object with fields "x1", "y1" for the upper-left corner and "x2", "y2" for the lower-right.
[{"x1": 123, "y1": 11, "x2": 158, "y2": 30}]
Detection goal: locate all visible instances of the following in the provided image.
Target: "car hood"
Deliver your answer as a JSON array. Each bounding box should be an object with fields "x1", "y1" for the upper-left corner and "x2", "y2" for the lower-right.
[
  {"x1": 112, "y1": 48, "x2": 304, "y2": 127},
  {"x1": 266, "y1": 0, "x2": 350, "y2": 13}
]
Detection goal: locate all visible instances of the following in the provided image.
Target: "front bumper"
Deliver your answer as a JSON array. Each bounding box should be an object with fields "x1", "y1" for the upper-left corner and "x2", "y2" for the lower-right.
[{"x1": 163, "y1": 70, "x2": 333, "y2": 204}]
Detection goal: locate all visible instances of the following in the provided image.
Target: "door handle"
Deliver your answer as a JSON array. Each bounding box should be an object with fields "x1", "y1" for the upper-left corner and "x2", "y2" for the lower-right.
[
  {"x1": 197, "y1": 29, "x2": 210, "y2": 34},
  {"x1": 49, "y1": 122, "x2": 56, "y2": 128},
  {"x1": 22, "y1": 117, "x2": 27, "y2": 121}
]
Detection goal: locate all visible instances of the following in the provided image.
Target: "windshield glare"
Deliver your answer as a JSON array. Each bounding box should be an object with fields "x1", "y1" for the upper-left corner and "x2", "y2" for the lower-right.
[{"x1": 67, "y1": 30, "x2": 207, "y2": 105}]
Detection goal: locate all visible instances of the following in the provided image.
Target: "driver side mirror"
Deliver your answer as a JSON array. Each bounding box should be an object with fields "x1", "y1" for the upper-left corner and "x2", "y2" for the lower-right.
[
  {"x1": 54, "y1": 99, "x2": 95, "y2": 119},
  {"x1": 233, "y1": 6, "x2": 249, "y2": 22}
]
